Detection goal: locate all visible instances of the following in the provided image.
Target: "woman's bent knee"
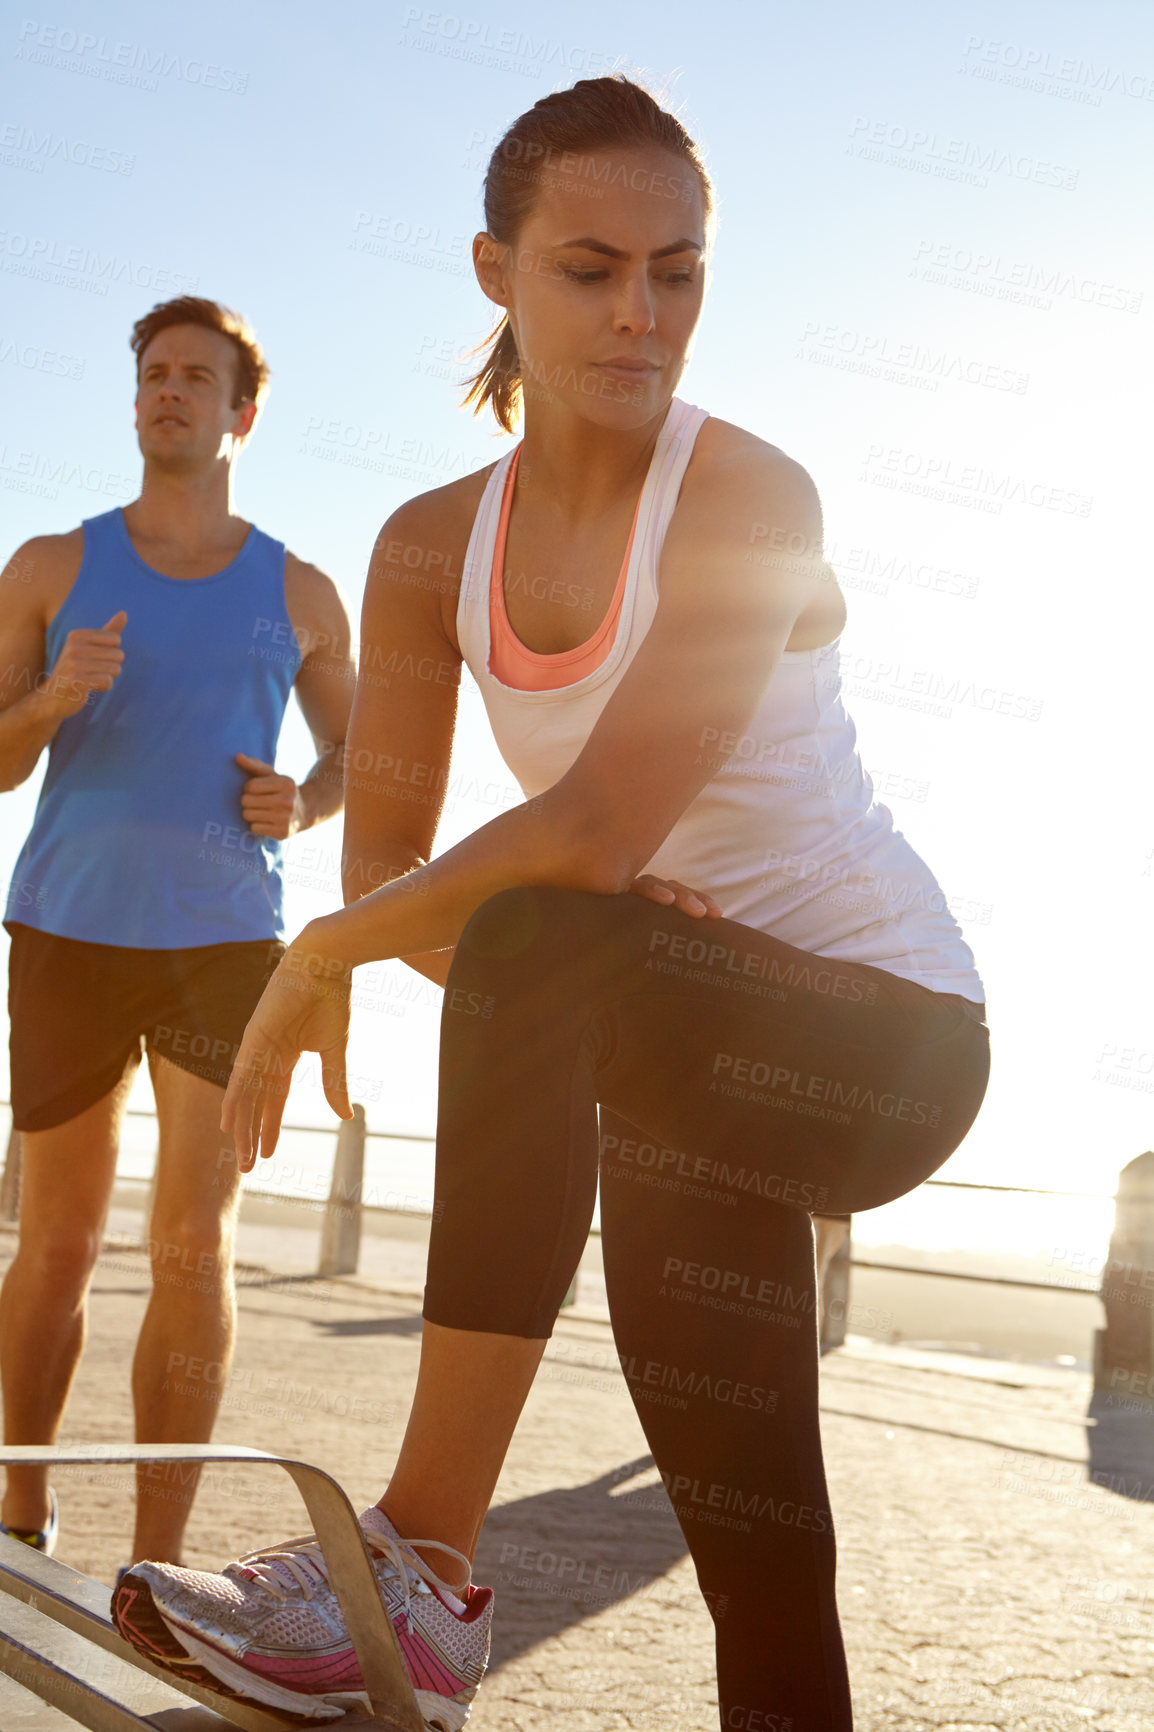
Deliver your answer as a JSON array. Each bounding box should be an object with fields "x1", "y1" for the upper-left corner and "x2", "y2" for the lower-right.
[
  {"x1": 459, "y1": 884, "x2": 606, "y2": 948},
  {"x1": 453, "y1": 885, "x2": 621, "y2": 975}
]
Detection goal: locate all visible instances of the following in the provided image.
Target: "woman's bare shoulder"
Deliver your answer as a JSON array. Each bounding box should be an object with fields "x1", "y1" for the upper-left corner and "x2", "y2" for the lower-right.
[
  {"x1": 362, "y1": 462, "x2": 504, "y2": 647},
  {"x1": 376, "y1": 462, "x2": 501, "y2": 571},
  {"x1": 689, "y1": 414, "x2": 811, "y2": 486},
  {"x1": 675, "y1": 415, "x2": 824, "y2": 557}
]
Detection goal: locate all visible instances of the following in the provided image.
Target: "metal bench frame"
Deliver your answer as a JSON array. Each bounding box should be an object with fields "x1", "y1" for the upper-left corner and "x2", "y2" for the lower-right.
[{"x1": 0, "y1": 1445, "x2": 425, "y2": 1731}]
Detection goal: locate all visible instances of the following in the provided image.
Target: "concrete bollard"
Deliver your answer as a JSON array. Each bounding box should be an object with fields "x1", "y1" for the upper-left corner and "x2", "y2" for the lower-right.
[
  {"x1": 319, "y1": 1104, "x2": 367, "y2": 1277},
  {"x1": 1094, "y1": 1150, "x2": 1154, "y2": 1395}
]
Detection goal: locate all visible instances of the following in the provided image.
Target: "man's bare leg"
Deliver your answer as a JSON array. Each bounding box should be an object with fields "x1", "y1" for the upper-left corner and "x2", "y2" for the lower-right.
[
  {"x1": 0, "y1": 1074, "x2": 132, "y2": 1531},
  {"x1": 129, "y1": 1052, "x2": 241, "y2": 1565}
]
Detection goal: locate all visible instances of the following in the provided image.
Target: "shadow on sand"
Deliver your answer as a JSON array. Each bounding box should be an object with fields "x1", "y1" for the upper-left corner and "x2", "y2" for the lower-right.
[
  {"x1": 471, "y1": 1455, "x2": 696, "y2": 1674},
  {"x1": 313, "y1": 1312, "x2": 426, "y2": 1339}
]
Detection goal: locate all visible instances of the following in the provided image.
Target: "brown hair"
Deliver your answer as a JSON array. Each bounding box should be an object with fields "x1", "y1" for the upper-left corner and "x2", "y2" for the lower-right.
[
  {"x1": 130, "y1": 296, "x2": 270, "y2": 408},
  {"x1": 463, "y1": 75, "x2": 714, "y2": 434}
]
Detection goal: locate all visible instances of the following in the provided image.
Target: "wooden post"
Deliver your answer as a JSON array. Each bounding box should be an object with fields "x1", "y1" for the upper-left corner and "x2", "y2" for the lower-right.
[
  {"x1": 319, "y1": 1104, "x2": 366, "y2": 1277},
  {"x1": 1094, "y1": 1150, "x2": 1154, "y2": 1395},
  {"x1": 0, "y1": 1126, "x2": 20, "y2": 1225}
]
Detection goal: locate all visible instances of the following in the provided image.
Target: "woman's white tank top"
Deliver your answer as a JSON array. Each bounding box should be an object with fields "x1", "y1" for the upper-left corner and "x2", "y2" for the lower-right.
[{"x1": 456, "y1": 397, "x2": 985, "y2": 1001}]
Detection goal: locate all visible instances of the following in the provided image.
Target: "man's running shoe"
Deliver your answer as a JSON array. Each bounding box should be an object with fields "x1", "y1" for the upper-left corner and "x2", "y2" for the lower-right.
[
  {"x1": 0, "y1": 1487, "x2": 58, "y2": 1555},
  {"x1": 112, "y1": 1505, "x2": 493, "y2": 1729}
]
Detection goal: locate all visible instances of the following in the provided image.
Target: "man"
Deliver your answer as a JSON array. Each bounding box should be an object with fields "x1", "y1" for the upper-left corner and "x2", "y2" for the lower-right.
[{"x1": 0, "y1": 296, "x2": 355, "y2": 1566}]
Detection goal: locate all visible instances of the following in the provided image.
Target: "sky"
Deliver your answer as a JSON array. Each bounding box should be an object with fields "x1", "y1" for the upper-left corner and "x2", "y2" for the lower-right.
[{"x1": 1, "y1": 0, "x2": 1150, "y2": 1259}]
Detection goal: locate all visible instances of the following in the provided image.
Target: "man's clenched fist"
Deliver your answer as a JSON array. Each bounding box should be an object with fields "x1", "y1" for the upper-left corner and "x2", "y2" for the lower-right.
[
  {"x1": 41, "y1": 611, "x2": 127, "y2": 715},
  {"x1": 235, "y1": 752, "x2": 305, "y2": 839}
]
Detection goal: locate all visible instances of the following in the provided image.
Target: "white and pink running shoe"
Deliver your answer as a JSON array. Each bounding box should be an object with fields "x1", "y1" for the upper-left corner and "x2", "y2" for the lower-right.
[{"x1": 112, "y1": 1506, "x2": 493, "y2": 1729}]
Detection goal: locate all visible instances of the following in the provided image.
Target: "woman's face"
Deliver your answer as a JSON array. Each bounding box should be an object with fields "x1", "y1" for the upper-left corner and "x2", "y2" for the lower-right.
[{"x1": 477, "y1": 144, "x2": 709, "y2": 429}]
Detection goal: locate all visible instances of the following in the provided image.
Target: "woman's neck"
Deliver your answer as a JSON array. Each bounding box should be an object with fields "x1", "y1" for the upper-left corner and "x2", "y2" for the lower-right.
[{"x1": 515, "y1": 400, "x2": 673, "y2": 524}]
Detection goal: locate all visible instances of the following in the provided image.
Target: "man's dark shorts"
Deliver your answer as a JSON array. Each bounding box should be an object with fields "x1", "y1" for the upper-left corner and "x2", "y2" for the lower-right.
[{"x1": 5, "y1": 923, "x2": 285, "y2": 1132}]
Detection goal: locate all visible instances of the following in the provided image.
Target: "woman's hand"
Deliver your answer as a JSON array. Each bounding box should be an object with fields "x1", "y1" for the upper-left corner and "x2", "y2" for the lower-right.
[
  {"x1": 220, "y1": 939, "x2": 353, "y2": 1172},
  {"x1": 629, "y1": 875, "x2": 722, "y2": 918}
]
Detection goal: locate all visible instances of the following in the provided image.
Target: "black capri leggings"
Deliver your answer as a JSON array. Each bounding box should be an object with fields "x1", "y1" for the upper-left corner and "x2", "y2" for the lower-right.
[{"x1": 424, "y1": 887, "x2": 990, "y2": 1732}]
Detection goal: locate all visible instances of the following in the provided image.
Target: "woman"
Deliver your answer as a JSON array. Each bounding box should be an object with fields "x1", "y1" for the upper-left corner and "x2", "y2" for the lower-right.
[{"x1": 114, "y1": 75, "x2": 990, "y2": 1732}]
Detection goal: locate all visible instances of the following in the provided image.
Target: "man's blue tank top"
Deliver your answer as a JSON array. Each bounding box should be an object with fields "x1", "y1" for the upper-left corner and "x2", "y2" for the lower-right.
[{"x1": 5, "y1": 508, "x2": 301, "y2": 948}]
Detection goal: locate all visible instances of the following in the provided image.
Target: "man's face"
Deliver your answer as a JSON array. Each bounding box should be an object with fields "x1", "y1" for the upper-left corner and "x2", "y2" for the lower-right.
[{"x1": 135, "y1": 324, "x2": 256, "y2": 468}]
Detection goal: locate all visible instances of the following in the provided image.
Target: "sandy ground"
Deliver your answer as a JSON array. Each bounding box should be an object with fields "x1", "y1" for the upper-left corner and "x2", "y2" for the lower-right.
[{"x1": 1, "y1": 1201, "x2": 1152, "y2": 1732}]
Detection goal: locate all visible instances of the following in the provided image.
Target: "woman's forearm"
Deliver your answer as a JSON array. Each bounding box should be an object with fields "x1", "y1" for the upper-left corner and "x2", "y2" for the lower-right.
[
  {"x1": 340, "y1": 841, "x2": 454, "y2": 986},
  {"x1": 295, "y1": 793, "x2": 618, "y2": 972}
]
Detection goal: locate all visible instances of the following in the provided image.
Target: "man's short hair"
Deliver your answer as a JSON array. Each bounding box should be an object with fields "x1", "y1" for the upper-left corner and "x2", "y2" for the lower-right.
[{"x1": 130, "y1": 297, "x2": 270, "y2": 408}]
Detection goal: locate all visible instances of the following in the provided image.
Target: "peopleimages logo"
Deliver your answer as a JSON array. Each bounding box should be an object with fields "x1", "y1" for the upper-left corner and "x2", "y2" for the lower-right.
[
  {"x1": 659, "y1": 1466, "x2": 832, "y2": 1534},
  {"x1": 14, "y1": 20, "x2": 249, "y2": 93},
  {"x1": 398, "y1": 7, "x2": 616, "y2": 77},
  {"x1": 795, "y1": 321, "x2": 1029, "y2": 395},
  {"x1": 620, "y1": 1354, "x2": 779, "y2": 1414},
  {"x1": 0, "y1": 122, "x2": 135, "y2": 175},
  {"x1": 0, "y1": 334, "x2": 85, "y2": 379},
  {"x1": 602, "y1": 1128, "x2": 830, "y2": 1209},
  {"x1": 710, "y1": 1052, "x2": 943, "y2": 1127},
  {"x1": 0, "y1": 445, "x2": 134, "y2": 503},
  {"x1": 847, "y1": 116, "x2": 1079, "y2": 189},
  {"x1": 912, "y1": 239, "x2": 1143, "y2": 315},
  {"x1": 646, "y1": 926, "x2": 878, "y2": 1003},
  {"x1": 960, "y1": 35, "x2": 1154, "y2": 103},
  {"x1": 0, "y1": 231, "x2": 198, "y2": 296},
  {"x1": 860, "y1": 443, "x2": 1092, "y2": 518}
]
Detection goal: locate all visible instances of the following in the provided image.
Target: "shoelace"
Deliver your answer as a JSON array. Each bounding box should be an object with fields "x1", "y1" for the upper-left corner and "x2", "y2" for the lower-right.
[{"x1": 233, "y1": 1527, "x2": 472, "y2": 1635}]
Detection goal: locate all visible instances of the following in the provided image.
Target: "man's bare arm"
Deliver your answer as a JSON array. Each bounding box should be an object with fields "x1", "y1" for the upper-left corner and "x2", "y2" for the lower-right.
[
  {"x1": 288, "y1": 553, "x2": 356, "y2": 831},
  {"x1": 0, "y1": 533, "x2": 126, "y2": 792}
]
